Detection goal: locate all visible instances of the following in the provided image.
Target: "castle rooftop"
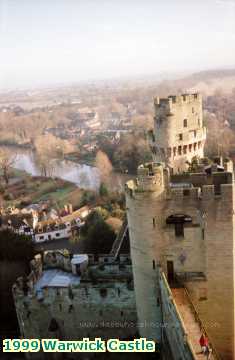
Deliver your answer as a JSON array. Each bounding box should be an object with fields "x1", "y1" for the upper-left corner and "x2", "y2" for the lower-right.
[
  {"x1": 126, "y1": 158, "x2": 234, "y2": 198},
  {"x1": 154, "y1": 93, "x2": 201, "y2": 107},
  {"x1": 35, "y1": 268, "x2": 80, "y2": 292}
]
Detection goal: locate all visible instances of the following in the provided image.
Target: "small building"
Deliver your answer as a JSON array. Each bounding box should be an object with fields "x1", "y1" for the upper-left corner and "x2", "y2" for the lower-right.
[{"x1": 34, "y1": 222, "x2": 72, "y2": 243}]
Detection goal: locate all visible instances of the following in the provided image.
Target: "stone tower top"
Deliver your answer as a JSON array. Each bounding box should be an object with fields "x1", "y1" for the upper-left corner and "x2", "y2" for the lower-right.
[
  {"x1": 154, "y1": 93, "x2": 202, "y2": 108},
  {"x1": 149, "y1": 93, "x2": 206, "y2": 174}
]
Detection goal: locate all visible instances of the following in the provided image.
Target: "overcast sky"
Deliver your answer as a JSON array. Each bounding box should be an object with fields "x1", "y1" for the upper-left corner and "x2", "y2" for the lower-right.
[{"x1": 0, "y1": 0, "x2": 235, "y2": 89}]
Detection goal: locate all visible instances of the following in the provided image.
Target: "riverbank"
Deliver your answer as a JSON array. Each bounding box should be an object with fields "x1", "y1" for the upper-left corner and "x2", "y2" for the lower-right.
[
  {"x1": 65, "y1": 152, "x2": 137, "y2": 176},
  {"x1": 1, "y1": 168, "x2": 81, "y2": 209},
  {"x1": 0, "y1": 145, "x2": 131, "y2": 193}
]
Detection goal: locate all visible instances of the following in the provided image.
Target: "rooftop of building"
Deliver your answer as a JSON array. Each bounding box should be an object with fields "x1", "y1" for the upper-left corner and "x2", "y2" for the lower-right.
[{"x1": 34, "y1": 268, "x2": 81, "y2": 291}]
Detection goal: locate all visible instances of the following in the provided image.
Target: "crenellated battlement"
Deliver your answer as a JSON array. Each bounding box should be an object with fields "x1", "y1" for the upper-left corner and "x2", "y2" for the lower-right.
[
  {"x1": 168, "y1": 183, "x2": 234, "y2": 202},
  {"x1": 154, "y1": 93, "x2": 201, "y2": 109},
  {"x1": 125, "y1": 91, "x2": 235, "y2": 359},
  {"x1": 136, "y1": 163, "x2": 165, "y2": 192},
  {"x1": 12, "y1": 250, "x2": 133, "y2": 298},
  {"x1": 169, "y1": 187, "x2": 200, "y2": 200},
  {"x1": 13, "y1": 251, "x2": 136, "y2": 347}
]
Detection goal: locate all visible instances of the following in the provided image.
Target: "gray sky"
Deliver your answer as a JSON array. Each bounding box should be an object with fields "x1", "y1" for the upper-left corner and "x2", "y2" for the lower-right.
[{"x1": 1, "y1": 0, "x2": 235, "y2": 90}]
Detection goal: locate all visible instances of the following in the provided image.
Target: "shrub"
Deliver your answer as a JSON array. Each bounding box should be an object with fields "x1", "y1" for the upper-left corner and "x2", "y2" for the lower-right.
[
  {"x1": 80, "y1": 210, "x2": 116, "y2": 254},
  {"x1": 99, "y1": 182, "x2": 108, "y2": 197},
  {"x1": 3, "y1": 192, "x2": 14, "y2": 201},
  {"x1": 79, "y1": 190, "x2": 96, "y2": 207}
]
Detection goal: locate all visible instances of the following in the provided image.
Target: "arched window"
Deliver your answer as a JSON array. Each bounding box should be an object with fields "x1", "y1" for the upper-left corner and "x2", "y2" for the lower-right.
[{"x1": 183, "y1": 119, "x2": 187, "y2": 127}]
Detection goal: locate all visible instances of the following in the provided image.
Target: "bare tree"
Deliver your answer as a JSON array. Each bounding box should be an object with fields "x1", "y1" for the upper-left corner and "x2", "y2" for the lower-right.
[
  {"x1": 34, "y1": 134, "x2": 58, "y2": 177},
  {"x1": 95, "y1": 150, "x2": 113, "y2": 185},
  {"x1": 0, "y1": 149, "x2": 16, "y2": 185},
  {"x1": 34, "y1": 134, "x2": 75, "y2": 177}
]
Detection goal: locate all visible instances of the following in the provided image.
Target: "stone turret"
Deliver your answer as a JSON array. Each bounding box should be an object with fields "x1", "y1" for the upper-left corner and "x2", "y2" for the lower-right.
[
  {"x1": 125, "y1": 162, "x2": 169, "y2": 341},
  {"x1": 149, "y1": 93, "x2": 206, "y2": 173}
]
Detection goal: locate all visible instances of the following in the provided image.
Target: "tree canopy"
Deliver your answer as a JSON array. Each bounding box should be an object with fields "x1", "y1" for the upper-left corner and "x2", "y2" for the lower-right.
[
  {"x1": 80, "y1": 210, "x2": 116, "y2": 254},
  {"x1": 0, "y1": 229, "x2": 34, "y2": 262}
]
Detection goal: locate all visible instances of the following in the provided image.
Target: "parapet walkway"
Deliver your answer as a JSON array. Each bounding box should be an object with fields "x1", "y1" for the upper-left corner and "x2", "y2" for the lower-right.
[{"x1": 171, "y1": 288, "x2": 215, "y2": 360}]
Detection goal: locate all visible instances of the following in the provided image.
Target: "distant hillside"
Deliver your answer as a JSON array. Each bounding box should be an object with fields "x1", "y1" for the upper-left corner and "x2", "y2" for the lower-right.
[{"x1": 171, "y1": 68, "x2": 235, "y2": 95}]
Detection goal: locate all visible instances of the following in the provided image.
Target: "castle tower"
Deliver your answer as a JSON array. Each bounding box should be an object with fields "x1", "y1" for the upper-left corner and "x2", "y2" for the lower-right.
[
  {"x1": 126, "y1": 93, "x2": 235, "y2": 359},
  {"x1": 149, "y1": 93, "x2": 206, "y2": 173},
  {"x1": 126, "y1": 159, "x2": 235, "y2": 359},
  {"x1": 125, "y1": 163, "x2": 169, "y2": 341}
]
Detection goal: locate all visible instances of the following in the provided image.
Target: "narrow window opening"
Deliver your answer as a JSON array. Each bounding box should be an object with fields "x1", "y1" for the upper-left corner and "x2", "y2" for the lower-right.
[
  {"x1": 175, "y1": 223, "x2": 184, "y2": 237},
  {"x1": 153, "y1": 218, "x2": 156, "y2": 228},
  {"x1": 100, "y1": 288, "x2": 107, "y2": 298},
  {"x1": 68, "y1": 304, "x2": 74, "y2": 313}
]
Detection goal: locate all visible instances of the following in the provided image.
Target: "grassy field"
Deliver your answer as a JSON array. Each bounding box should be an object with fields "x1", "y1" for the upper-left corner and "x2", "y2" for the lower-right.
[{"x1": 0, "y1": 168, "x2": 83, "y2": 209}]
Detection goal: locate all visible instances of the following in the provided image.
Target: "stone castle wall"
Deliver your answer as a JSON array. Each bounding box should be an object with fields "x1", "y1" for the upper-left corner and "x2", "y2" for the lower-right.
[
  {"x1": 13, "y1": 252, "x2": 137, "y2": 360},
  {"x1": 126, "y1": 162, "x2": 235, "y2": 359}
]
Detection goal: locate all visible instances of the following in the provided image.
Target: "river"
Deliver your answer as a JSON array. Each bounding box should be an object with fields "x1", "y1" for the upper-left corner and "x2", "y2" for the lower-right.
[{"x1": 8, "y1": 148, "x2": 129, "y2": 191}]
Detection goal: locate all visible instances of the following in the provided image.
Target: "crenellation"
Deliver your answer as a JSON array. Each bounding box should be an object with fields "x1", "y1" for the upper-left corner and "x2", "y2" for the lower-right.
[
  {"x1": 126, "y1": 92, "x2": 235, "y2": 359},
  {"x1": 169, "y1": 187, "x2": 201, "y2": 201},
  {"x1": 154, "y1": 93, "x2": 201, "y2": 108},
  {"x1": 135, "y1": 163, "x2": 165, "y2": 193}
]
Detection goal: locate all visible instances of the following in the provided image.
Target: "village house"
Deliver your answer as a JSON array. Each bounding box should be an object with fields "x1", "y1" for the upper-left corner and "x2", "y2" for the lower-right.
[{"x1": 0, "y1": 205, "x2": 90, "y2": 244}]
